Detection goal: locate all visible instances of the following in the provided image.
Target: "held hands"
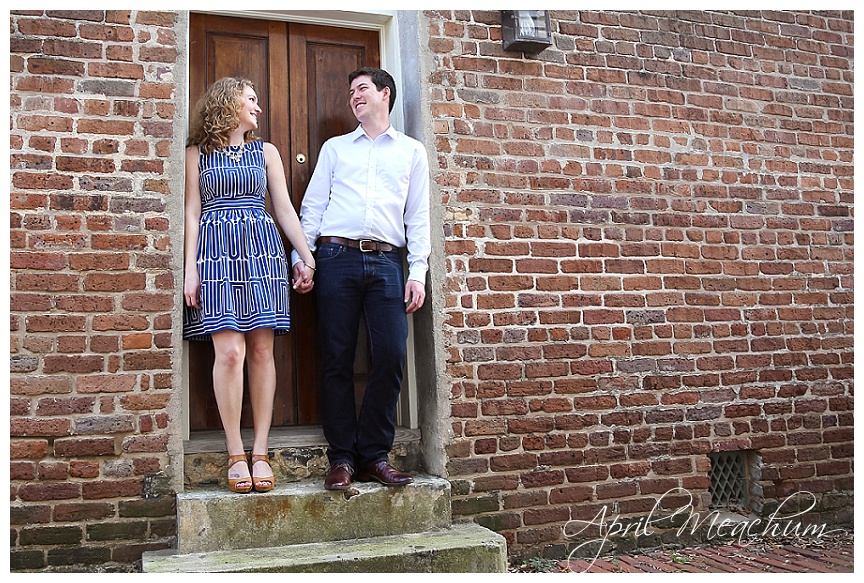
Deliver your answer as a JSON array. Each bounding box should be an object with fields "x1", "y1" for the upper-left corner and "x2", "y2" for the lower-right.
[{"x1": 292, "y1": 261, "x2": 315, "y2": 294}]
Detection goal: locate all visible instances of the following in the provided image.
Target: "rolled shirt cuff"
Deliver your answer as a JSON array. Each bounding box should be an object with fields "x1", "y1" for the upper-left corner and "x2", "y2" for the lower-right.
[{"x1": 408, "y1": 265, "x2": 428, "y2": 285}]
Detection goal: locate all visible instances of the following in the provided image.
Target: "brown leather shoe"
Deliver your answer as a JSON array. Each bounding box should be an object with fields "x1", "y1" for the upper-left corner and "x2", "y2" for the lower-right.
[
  {"x1": 355, "y1": 460, "x2": 413, "y2": 486},
  {"x1": 324, "y1": 462, "x2": 353, "y2": 490}
]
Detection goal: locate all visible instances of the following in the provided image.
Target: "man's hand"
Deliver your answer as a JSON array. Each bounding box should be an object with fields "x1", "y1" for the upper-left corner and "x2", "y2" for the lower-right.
[
  {"x1": 292, "y1": 262, "x2": 315, "y2": 294},
  {"x1": 404, "y1": 280, "x2": 425, "y2": 314}
]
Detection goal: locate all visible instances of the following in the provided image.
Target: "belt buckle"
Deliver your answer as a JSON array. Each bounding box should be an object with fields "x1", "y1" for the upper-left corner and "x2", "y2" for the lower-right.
[{"x1": 358, "y1": 239, "x2": 376, "y2": 253}]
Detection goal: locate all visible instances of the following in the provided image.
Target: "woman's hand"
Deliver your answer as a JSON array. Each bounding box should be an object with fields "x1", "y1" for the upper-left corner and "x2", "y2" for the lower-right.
[
  {"x1": 292, "y1": 262, "x2": 315, "y2": 294},
  {"x1": 184, "y1": 270, "x2": 202, "y2": 309}
]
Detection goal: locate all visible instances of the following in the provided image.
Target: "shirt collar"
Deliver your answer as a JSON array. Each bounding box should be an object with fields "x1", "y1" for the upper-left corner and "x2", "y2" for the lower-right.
[{"x1": 351, "y1": 124, "x2": 397, "y2": 142}]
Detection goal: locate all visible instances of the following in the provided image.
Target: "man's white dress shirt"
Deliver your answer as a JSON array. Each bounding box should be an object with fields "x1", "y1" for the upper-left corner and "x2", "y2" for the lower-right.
[{"x1": 292, "y1": 125, "x2": 431, "y2": 283}]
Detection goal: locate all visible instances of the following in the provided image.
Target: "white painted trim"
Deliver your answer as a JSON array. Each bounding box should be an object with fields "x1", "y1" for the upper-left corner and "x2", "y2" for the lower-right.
[{"x1": 202, "y1": 10, "x2": 393, "y2": 30}]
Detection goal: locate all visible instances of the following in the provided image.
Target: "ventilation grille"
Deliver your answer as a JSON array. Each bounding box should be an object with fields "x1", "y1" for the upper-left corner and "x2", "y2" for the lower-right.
[{"x1": 708, "y1": 451, "x2": 749, "y2": 510}]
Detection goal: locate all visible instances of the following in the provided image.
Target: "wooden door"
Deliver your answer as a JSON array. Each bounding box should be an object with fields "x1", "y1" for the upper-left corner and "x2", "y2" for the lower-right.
[{"x1": 187, "y1": 13, "x2": 380, "y2": 430}]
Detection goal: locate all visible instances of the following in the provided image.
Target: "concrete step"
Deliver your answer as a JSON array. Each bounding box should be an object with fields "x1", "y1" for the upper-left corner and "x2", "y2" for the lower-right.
[
  {"x1": 183, "y1": 426, "x2": 422, "y2": 488},
  {"x1": 174, "y1": 475, "x2": 452, "y2": 554},
  {"x1": 142, "y1": 522, "x2": 507, "y2": 573}
]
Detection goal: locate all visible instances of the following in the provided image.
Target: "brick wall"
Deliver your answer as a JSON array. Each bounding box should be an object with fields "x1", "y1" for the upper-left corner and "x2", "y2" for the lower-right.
[
  {"x1": 426, "y1": 10, "x2": 854, "y2": 557},
  {"x1": 10, "y1": 10, "x2": 183, "y2": 571}
]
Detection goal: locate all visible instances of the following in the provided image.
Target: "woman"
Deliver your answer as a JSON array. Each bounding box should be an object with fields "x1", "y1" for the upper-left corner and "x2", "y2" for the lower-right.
[{"x1": 183, "y1": 77, "x2": 316, "y2": 493}]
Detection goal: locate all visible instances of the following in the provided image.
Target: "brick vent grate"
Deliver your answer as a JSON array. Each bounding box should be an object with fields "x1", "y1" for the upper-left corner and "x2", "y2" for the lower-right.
[{"x1": 708, "y1": 451, "x2": 748, "y2": 510}]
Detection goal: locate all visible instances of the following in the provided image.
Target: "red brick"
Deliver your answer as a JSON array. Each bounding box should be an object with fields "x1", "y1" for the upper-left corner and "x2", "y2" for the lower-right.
[
  {"x1": 90, "y1": 234, "x2": 148, "y2": 250},
  {"x1": 54, "y1": 437, "x2": 117, "y2": 457},
  {"x1": 53, "y1": 502, "x2": 116, "y2": 522},
  {"x1": 69, "y1": 253, "x2": 129, "y2": 271},
  {"x1": 42, "y1": 355, "x2": 104, "y2": 374},
  {"x1": 25, "y1": 315, "x2": 87, "y2": 333},
  {"x1": 463, "y1": 419, "x2": 506, "y2": 436},
  {"x1": 16, "y1": 274, "x2": 79, "y2": 292},
  {"x1": 35, "y1": 397, "x2": 96, "y2": 416},
  {"x1": 476, "y1": 363, "x2": 522, "y2": 380},
  {"x1": 82, "y1": 479, "x2": 142, "y2": 500},
  {"x1": 10, "y1": 418, "x2": 71, "y2": 437},
  {"x1": 11, "y1": 461, "x2": 36, "y2": 481},
  {"x1": 10, "y1": 252, "x2": 68, "y2": 270},
  {"x1": 18, "y1": 482, "x2": 81, "y2": 502},
  {"x1": 490, "y1": 453, "x2": 538, "y2": 472},
  {"x1": 91, "y1": 315, "x2": 150, "y2": 331},
  {"x1": 595, "y1": 480, "x2": 639, "y2": 500},
  {"x1": 82, "y1": 273, "x2": 145, "y2": 291},
  {"x1": 507, "y1": 417, "x2": 555, "y2": 434},
  {"x1": 119, "y1": 393, "x2": 170, "y2": 411},
  {"x1": 523, "y1": 506, "x2": 570, "y2": 526},
  {"x1": 472, "y1": 474, "x2": 519, "y2": 491},
  {"x1": 520, "y1": 469, "x2": 565, "y2": 488}
]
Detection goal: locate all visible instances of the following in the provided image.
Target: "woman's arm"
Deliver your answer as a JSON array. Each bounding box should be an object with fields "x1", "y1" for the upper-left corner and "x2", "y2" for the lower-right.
[
  {"x1": 183, "y1": 145, "x2": 203, "y2": 309},
  {"x1": 262, "y1": 142, "x2": 316, "y2": 289}
]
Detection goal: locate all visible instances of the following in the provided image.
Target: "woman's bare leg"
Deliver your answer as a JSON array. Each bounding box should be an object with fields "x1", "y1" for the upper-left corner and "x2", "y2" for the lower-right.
[
  {"x1": 211, "y1": 329, "x2": 250, "y2": 485},
  {"x1": 246, "y1": 327, "x2": 276, "y2": 485}
]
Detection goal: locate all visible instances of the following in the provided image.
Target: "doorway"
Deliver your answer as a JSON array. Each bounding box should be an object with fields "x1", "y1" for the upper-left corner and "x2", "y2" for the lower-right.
[{"x1": 186, "y1": 13, "x2": 381, "y2": 431}]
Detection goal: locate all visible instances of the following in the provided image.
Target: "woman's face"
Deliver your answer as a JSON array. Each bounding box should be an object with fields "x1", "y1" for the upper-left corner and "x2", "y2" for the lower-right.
[{"x1": 237, "y1": 85, "x2": 261, "y2": 132}]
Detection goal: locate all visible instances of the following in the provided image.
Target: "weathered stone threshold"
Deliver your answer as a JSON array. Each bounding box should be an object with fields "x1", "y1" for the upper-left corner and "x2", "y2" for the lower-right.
[
  {"x1": 184, "y1": 425, "x2": 421, "y2": 453},
  {"x1": 183, "y1": 425, "x2": 423, "y2": 488}
]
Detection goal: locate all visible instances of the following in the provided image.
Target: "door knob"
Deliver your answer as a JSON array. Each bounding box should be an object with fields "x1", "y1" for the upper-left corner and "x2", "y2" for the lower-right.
[{"x1": 296, "y1": 153, "x2": 307, "y2": 164}]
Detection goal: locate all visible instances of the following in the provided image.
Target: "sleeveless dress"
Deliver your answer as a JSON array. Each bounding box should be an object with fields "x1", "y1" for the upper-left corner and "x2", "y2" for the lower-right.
[{"x1": 183, "y1": 140, "x2": 291, "y2": 341}]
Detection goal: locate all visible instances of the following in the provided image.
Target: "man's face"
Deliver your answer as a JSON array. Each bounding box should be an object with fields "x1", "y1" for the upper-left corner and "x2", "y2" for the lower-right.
[{"x1": 349, "y1": 75, "x2": 389, "y2": 123}]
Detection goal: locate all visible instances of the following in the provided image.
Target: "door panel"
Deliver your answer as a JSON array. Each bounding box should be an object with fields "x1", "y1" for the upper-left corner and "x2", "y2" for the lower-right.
[
  {"x1": 287, "y1": 22, "x2": 380, "y2": 424},
  {"x1": 191, "y1": 16, "x2": 275, "y2": 142},
  {"x1": 188, "y1": 14, "x2": 293, "y2": 430},
  {"x1": 187, "y1": 13, "x2": 380, "y2": 430}
]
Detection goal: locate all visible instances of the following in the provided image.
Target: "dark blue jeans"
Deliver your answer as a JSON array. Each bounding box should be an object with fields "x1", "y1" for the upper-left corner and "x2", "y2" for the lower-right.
[{"x1": 315, "y1": 242, "x2": 408, "y2": 469}]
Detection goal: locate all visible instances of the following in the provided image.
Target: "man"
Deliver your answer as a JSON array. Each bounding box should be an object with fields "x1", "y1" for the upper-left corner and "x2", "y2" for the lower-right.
[{"x1": 292, "y1": 67, "x2": 431, "y2": 490}]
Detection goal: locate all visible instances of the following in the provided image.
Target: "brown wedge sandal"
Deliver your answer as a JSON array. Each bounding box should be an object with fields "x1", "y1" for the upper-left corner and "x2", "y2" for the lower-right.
[
  {"x1": 251, "y1": 454, "x2": 275, "y2": 492},
  {"x1": 227, "y1": 454, "x2": 253, "y2": 493}
]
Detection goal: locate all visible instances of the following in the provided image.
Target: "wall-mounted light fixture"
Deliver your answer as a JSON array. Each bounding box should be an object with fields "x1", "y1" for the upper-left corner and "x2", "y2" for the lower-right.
[{"x1": 501, "y1": 10, "x2": 553, "y2": 53}]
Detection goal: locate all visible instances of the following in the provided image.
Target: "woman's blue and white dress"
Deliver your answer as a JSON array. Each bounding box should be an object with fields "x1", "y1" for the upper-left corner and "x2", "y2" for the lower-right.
[{"x1": 183, "y1": 140, "x2": 291, "y2": 341}]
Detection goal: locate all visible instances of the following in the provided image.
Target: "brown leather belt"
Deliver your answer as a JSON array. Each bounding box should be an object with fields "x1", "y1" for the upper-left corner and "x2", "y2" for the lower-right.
[{"x1": 317, "y1": 236, "x2": 398, "y2": 253}]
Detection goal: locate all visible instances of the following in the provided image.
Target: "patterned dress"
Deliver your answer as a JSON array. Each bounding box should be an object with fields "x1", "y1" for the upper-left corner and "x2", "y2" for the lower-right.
[{"x1": 183, "y1": 140, "x2": 291, "y2": 341}]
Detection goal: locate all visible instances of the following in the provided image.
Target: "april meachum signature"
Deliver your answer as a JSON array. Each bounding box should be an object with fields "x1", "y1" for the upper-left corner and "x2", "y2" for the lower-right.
[{"x1": 563, "y1": 488, "x2": 845, "y2": 572}]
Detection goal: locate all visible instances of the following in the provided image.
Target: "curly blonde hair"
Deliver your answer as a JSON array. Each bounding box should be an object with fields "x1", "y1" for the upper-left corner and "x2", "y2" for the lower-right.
[{"x1": 187, "y1": 77, "x2": 257, "y2": 155}]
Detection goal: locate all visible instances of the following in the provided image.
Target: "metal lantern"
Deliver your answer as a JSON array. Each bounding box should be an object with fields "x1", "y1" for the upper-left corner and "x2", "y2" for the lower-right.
[{"x1": 501, "y1": 10, "x2": 553, "y2": 53}]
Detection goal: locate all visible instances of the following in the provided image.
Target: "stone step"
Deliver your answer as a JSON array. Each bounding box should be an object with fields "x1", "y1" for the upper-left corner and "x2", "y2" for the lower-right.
[
  {"x1": 142, "y1": 522, "x2": 507, "y2": 573},
  {"x1": 183, "y1": 426, "x2": 422, "y2": 488},
  {"x1": 175, "y1": 475, "x2": 451, "y2": 554}
]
